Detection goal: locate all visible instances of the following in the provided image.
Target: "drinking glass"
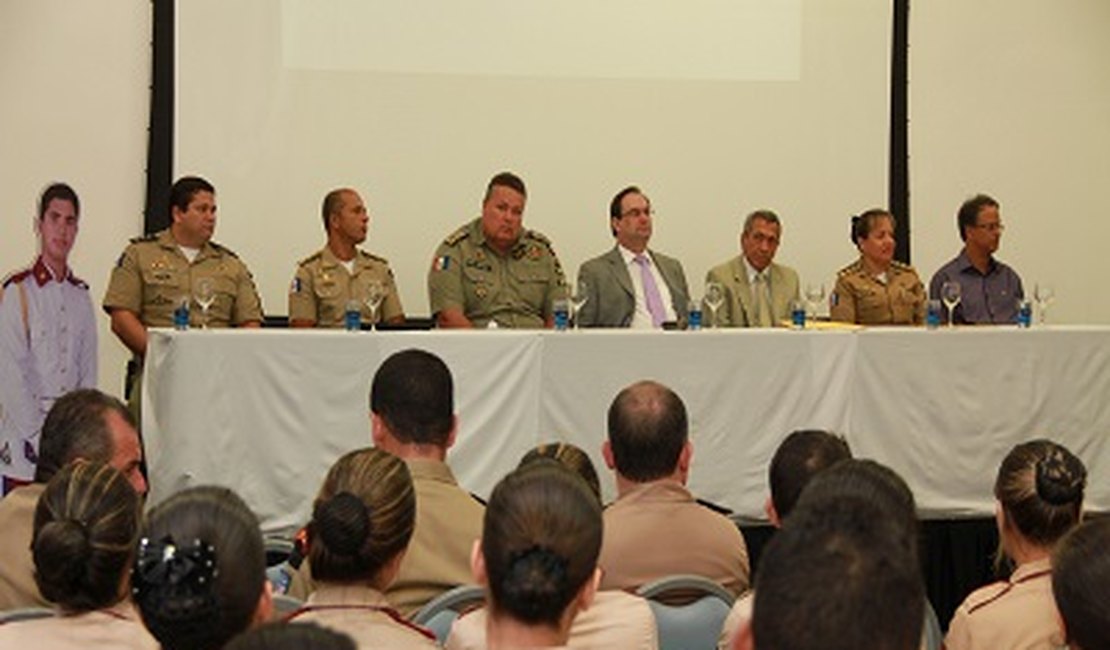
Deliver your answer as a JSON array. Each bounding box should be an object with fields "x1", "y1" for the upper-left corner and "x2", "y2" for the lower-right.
[
  {"x1": 194, "y1": 278, "x2": 215, "y2": 329},
  {"x1": 805, "y1": 283, "x2": 826, "y2": 319},
  {"x1": 1034, "y1": 283, "x2": 1055, "y2": 325},
  {"x1": 941, "y1": 281, "x2": 962, "y2": 328},
  {"x1": 365, "y1": 280, "x2": 386, "y2": 329},
  {"x1": 570, "y1": 279, "x2": 589, "y2": 330},
  {"x1": 704, "y1": 281, "x2": 725, "y2": 328}
]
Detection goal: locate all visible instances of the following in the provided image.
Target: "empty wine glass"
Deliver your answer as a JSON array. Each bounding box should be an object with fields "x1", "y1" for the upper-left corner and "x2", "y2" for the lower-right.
[
  {"x1": 805, "y1": 283, "x2": 826, "y2": 319},
  {"x1": 365, "y1": 280, "x2": 386, "y2": 329},
  {"x1": 1034, "y1": 283, "x2": 1055, "y2": 325},
  {"x1": 941, "y1": 280, "x2": 962, "y2": 328},
  {"x1": 570, "y1": 279, "x2": 589, "y2": 330},
  {"x1": 704, "y1": 281, "x2": 725, "y2": 328},
  {"x1": 194, "y1": 278, "x2": 215, "y2": 329}
]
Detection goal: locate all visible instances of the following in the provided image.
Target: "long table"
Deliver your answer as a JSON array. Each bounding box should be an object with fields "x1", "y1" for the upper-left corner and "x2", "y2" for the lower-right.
[{"x1": 142, "y1": 326, "x2": 1110, "y2": 535}]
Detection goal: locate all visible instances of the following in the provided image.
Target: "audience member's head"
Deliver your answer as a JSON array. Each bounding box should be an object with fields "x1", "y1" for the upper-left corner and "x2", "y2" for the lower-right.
[
  {"x1": 994, "y1": 439, "x2": 1085, "y2": 553},
  {"x1": 370, "y1": 349, "x2": 456, "y2": 454},
  {"x1": 32, "y1": 461, "x2": 141, "y2": 613},
  {"x1": 766, "y1": 430, "x2": 851, "y2": 525},
  {"x1": 1052, "y1": 517, "x2": 1110, "y2": 650},
  {"x1": 605, "y1": 380, "x2": 689, "y2": 484},
  {"x1": 35, "y1": 388, "x2": 146, "y2": 494},
  {"x1": 132, "y1": 486, "x2": 270, "y2": 650},
  {"x1": 476, "y1": 463, "x2": 603, "y2": 646},
  {"x1": 307, "y1": 447, "x2": 416, "y2": 589},
  {"x1": 225, "y1": 622, "x2": 357, "y2": 650},
  {"x1": 519, "y1": 442, "x2": 601, "y2": 503},
  {"x1": 741, "y1": 493, "x2": 924, "y2": 650}
]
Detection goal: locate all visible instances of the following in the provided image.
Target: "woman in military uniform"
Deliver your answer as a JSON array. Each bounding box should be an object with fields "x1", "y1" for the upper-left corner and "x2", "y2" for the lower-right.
[{"x1": 830, "y1": 209, "x2": 925, "y2": 325}]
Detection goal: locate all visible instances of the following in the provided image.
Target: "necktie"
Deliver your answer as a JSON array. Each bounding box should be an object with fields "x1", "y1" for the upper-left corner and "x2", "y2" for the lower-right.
[
  {"x1": 753, "y1": 273, "x2": 773, "y2": 327},
  {"x1": 635, "y1": 254, "x2": 666, "y2": 327}
]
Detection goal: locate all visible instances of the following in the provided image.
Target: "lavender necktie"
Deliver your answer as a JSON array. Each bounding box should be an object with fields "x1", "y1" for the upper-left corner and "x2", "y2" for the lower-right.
[{"x1": 635, "y1": 254, "x2": 666, "y2": 327}]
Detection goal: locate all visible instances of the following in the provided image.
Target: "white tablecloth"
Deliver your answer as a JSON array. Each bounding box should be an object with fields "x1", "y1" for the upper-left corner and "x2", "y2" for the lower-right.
[{"x1": 143, "y1": 326, "x2": 1110, "y2": 535}]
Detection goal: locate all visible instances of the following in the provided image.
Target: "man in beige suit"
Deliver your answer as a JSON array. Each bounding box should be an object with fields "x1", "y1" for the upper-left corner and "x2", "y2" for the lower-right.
[
  {"x1": 598, "y1": 380, "x2": 750, "y2": 597},
  {"x1": 289, "y1": 349, "x2": 484, "y2": 617},
  {"x1": 0, "y1": 389, "x2": 146, "y2": 609},
  {"x1": 706, "y1": 210, "x2": 800, "y2": 327}
]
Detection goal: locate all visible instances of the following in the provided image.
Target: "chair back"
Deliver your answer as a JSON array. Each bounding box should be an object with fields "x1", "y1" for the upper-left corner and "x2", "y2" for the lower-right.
[
  {"x1": 411, "y1": 584, "x2": 486, "y2": 644},
  {"x1": 637, "y1": 575, "x2": 735, "y2": 650}
]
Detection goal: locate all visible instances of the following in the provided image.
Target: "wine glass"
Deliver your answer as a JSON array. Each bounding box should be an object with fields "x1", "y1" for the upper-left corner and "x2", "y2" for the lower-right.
[
  {"x1": 704, "y1": 281, "x2": 725, "y2": 328},
  {"x1": 1034, "y1": 283, "x2": 1055, "y2": 326},
  {"x1": 194, "y1": 278, "x2": 215, "y2": 329},
  {"x1": 570, "y1": 279, "x2": 589, "y2": 330},
  {"x1": 941, "y1": 281, "x2": 962, "y2": 328},
  {"x1": 805, "y1": 283, "x2": 826, "y2": 320},
  {"x1": 364, "y1": 280, "x2": 386, "y2": 329}
]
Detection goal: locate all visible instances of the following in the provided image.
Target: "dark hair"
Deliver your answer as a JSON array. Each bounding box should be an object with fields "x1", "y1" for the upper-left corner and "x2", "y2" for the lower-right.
[
  {"x1": 957, "y1": 194, "x2": 999, "y2": 242},
  {"x1": 753, "y1": 493, "x2": 925, "y2": 650},
  {"x1": 743, "y1": 209, "x2": 781, "y2": 235},
  {"x1": 768, "y1": 430, "x2": 852, "y2": 520},
  {"x1": 995, "y1": 439, "x2": 1085, "y2": 548},
  {"x1": 1053, "y1": 517, "x2": 1110, "y2": 650},
  {"x1": 38, "y1": 182, "x2": 80, "y2": 220},
  {"x1": 850, "y1": 208, "x2": 895, "y2": 246},
  {"x1": 797, "y1": 458, "x2": 920, "y2": 559},
  {"x1": 35, "y1": 389, "x2": 133, "y2": 484},
  {"x1": 370, "y1": 349, "x2": 454, "y2": 446},
  {"x1": 32, "y1": 461, "x2": 140, "y2": 613},
  {"x1": 133, "y1": 486, "x2": 266, "y2": 650},
  {"x1": 520, "y1": 442, "x2": 601, "y2": 503},
  {"x1": 308, "y1": 447, "x2": 415, "y2": 584},
  {"x1": 483, "y1": 463, "x2": 602, "y2": 628},
  {"x1": 483, "y1": 171, "x2": 527, "y2": 203},
  {"x1": 170, "y1": 176, "x2": 215, "y2": 213},
  {"x1": 607, "y1": 380, "x2": 688, "y2": 482},
  {"x1": 608, "y1": 186, "x2": 647, "y2": 236},
  {"x1": 320, "y1": 188, "x2": 351, "y2": 232},
  {"x1": 226, "y1": 622, "x2": 357, "y2": 650}
]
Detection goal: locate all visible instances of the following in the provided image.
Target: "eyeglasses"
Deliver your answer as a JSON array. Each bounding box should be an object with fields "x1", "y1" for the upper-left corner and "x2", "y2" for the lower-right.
[
  {"x1": 621, "y1": 207, "x2": 654, "y2": 219},
  {"x1": 974, "y1": 222, "x2": 1004, "y2": 232}
]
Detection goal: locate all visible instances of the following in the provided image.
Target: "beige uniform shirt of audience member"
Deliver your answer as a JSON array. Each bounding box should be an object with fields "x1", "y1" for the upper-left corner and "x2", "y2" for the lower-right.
[
  {"x1": 288, "y1": 247, "x2": 403, "y2": 327},
  {"x1": 102, "y1": 229, "x2": 263, "y2": 328},
  {"x1": 289, "y1": 459, "x2": 484, "y2": 617},
  {"x1": 598, "y1": 481, "x2": 750, "y2": 598},
  {"x1": 446, "y1": 590, "x2": 659, "y2": 650},
  {"x1": 289, "y1": 584, "x2": 438, "y2": 649},
  {"x1": 428, "y1": 218, "x2": 565, "y2": 328},
  {"x1": 944, "y1": 557, "x2": 1063, "y2": 650},
  {"x1": 830, "y1": 259, "x2": 925, "y2": 325},
  {"x1": 0, "y1": 601, "x2": 158, "y2": 650},
  {"x1": 0, "y1": 482, "x2": 48, "y2": 609}
]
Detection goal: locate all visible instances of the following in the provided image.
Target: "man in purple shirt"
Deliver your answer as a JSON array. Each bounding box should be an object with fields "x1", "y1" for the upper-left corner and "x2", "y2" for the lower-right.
[{"x1": 929, "y1": 194, "x2": 1024, "y2": 324}]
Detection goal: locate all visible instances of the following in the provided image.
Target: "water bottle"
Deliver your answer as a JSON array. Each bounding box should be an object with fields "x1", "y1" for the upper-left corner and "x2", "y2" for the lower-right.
[
  {"x1": 553, "y1": 298, "x2": 570, "y2": 331},
  {"x1": 687, "y1": 300, "x2": 703, "y2": 331},
  {"x1": 173, "y1": 297, "x2": 190, "y2": 331},
  {"x1": 926, "y1": 299, "x2": 942, "y2": 330},
  {"x1": 790, "y1": 299, "x2": 806, "y2": 330},
  {"x1": 344, "y1": 300, "x2": 362, "y2": 332},
  {"x1": 1017, "y1": 300, "x2": 1032, "y2": 328}
]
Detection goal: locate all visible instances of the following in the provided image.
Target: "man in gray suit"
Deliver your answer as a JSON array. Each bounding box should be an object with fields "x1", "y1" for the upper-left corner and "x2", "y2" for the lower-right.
[
  {"x1": 706, "y1": 210, "x2": 800, "y2": 327},
  {"x1": 576, "y1": 186, "x2": 690, "y2": 328}
]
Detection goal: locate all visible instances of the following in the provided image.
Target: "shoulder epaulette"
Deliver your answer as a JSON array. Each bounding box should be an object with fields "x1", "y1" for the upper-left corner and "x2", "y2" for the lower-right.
[
  {"x1": 66, "y1": 274, "x2": 90, "y2": 290},
  {"x1": 2, "y1": 268, "x2": 32, "y2": 290},
  {"x1": 298, "y1": 251, "x2": 323, "y2": 267},
  {"x1": 891, "y1": 260, "x2": 915, "y2": 272},
  {"x1": 524, "y1": 229, "x2": 554, "y2": 248},
  {"x1": 359, "y1": 249, "x2": 388, "y2": 264},
  {"x1": 208, "y1": 241, "x2": 241, "y2": 259},
  {"x1": 129, "y1": 233, "x2": 159, "y2": 245},
  {"x1": 837, "y1": 260, "x2": 863, "y2": 277},
  {"x1": 443, "y1": 226, "x2": 470, "y2": 246}
]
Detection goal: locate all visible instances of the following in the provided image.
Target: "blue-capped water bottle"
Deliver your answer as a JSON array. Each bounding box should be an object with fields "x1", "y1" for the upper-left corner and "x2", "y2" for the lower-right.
[
  {"x1": 688, "y1": 299, "x2": 703, "y2": 331},
  {"x1": 1016, "y1": 299, "x2": 1032, "y2": 328},
  {"x1": 173, "y1": 297, "x2": 190, "y2": 331},
  {"x1": 553, "y1": 298, "x2": 570, "y2": 331},
  {"x1": 926, "y1": 299, "x2": 942, "y2": 330},
  {"x1": 790, "y1": 299, "x2": 806, "y2": 330},
  {"x1": 344, "y1": 300, "x2": 362, "y2": 332}
]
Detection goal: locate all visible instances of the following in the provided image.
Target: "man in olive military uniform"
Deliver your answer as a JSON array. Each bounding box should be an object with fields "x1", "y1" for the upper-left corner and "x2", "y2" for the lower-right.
[
  {"x1": 427, "y1": 172, "x2": 565, "y2": 328},
  {"x1": 103, "y1": 176, "x2": 263, "y2": 359},
  {"x1": 288, "y1": 188, "x2": 403, "y2": 328}
]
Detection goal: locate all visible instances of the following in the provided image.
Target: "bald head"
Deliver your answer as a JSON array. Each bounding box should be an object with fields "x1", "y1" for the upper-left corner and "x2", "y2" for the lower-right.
[{"x1": 606, "y1": 381, "x2": 688, "y2": 482}]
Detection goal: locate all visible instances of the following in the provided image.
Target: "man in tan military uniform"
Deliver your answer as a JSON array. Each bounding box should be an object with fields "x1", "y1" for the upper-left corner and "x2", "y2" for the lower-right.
[
  {"x1": 288, "y1": 188, "x2": 403, "y2": 328},
  {"x1": 103, "y1": 176, "x2": 262, "y2": 357},
  {"x1": 830, "y1": 259, "x2": 925, "y2": 325},
  {"x1": 428, "y1": 172, "x2": 564, "y2": 328}
]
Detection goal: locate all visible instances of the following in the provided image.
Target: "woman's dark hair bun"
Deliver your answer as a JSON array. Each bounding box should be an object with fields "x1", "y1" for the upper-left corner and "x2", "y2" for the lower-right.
[
  {"x1": 314, "y1": 491, "x2": 370, "y2": 556},
  {"x1": 1035, "y1": 451, "x2": 1086, "y2": 506}
]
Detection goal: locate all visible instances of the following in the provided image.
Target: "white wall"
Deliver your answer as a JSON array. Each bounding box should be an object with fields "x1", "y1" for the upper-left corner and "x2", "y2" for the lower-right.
[
  {"x1": 910, "y1": 0, "x2": 1110, "y2": 323},
  {"x1": 0, "y1": 1, "x2": 151, "y2": 398}
]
